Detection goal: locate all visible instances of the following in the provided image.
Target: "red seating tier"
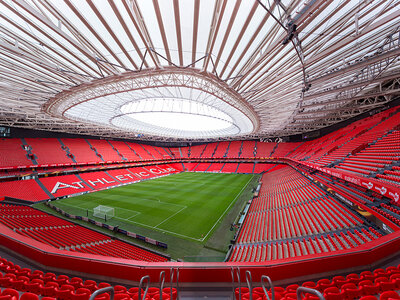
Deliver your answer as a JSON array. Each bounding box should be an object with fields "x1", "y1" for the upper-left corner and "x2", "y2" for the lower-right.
[{"x1": 0, "y1": 138, "x2": 31, "y2": 168}]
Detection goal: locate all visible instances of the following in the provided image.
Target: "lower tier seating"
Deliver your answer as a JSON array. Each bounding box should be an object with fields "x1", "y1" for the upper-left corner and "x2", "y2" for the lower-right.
[
  {"x1": 0, "y1": 204, "x2": 167, "y2": 262},
  {"x1": 230, "y1": 227, "x2": 381, "y2": 262},
  {"x1": 231, "y1": 165, "x2": 386, "y2": 262}
]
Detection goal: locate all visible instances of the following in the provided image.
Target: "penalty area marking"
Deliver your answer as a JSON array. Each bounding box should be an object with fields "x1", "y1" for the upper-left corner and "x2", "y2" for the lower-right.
[{"x1": 154, "y1": 205, "x2": 187, "y2": 228}]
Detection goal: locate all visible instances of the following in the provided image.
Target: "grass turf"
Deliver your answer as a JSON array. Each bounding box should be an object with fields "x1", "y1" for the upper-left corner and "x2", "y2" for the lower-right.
[{"x1": 48, "y1": 172, "x2": 254, "y2": 250}]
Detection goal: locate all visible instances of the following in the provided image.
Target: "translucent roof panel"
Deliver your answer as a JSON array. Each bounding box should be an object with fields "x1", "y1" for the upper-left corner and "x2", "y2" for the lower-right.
[{"x1": 0, "y1": 0, "x2": 398, "y2": 141}]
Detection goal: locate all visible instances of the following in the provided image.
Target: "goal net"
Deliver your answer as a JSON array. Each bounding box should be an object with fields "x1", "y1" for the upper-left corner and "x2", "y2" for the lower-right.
[{"x1": 93, "y1": 205, "x2": 114, "y2": 221}]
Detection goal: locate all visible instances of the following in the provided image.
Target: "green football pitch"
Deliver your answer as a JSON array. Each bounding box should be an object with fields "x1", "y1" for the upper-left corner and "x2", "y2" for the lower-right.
[{"x1": 50, "y1": 172, "x2": 254, "y2": 243}]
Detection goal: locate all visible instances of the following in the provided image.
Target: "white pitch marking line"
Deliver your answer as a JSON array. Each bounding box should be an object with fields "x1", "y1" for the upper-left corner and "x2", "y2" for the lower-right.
[
  {"x1": 200, "y1": 176, "x2": 253, "y2": 242},
  {"x1": 154, "y1": 206, "x2": 187, "y2": 228},
  {"x1": 125, "y1": 219, "x2": 202, "y2": 242}
]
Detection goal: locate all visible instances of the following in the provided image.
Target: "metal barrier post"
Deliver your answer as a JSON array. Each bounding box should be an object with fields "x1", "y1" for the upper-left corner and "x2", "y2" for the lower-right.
[
  {"x1": 139, "y1": 275, "x2": 150, "y2": 300},
  {"x1": 89, "y1": 286, "x2": 114, "y2": 300},
  {"x1": 261, "y1": 275, "x2": 273, "y2": 300},
  {"x1": 296, "y1": 287, "x2": 325, "y2": 300},
  {"x1": 245, "y1": 271, "x2": 253, "y2": 300},
  {"x1": 159, "y1": 271, "x2": 165, "y2": 300}
]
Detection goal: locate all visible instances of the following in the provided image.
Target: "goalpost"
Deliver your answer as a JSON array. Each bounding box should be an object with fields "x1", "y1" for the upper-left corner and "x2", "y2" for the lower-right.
[{"x1": 93, "y1": 205, "x2": 114, "y2": 221}]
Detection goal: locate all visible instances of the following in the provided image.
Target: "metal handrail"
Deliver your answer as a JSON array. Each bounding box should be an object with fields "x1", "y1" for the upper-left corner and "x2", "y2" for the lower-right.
[
  {"x1": 261, "y1": 275, "x2": 274, "y2": 300},
  {"x1": 139, "y1": 275, "x2": 150, "y2": 300},
  {"x1": 170, "y1": 267, "x2": 180, "y2": 300},
  {"x1": 159, "y1": 271, "x2": 165, "y2": 300},
  {"x1": 231, "y1": 267, "x2": 241, "y2": 300},
  {"x1": 296, "y1": 287, "x2": 325, "y2": 300},
  {"x1": 89, "y1": 286, "x2": 114, "y2": 300},
  {"x1": 245, "y1": 271, "x2": 253, "y2": 300}
]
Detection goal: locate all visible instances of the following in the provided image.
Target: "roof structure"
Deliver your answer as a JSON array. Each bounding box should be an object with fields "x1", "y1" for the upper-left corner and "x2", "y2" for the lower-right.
[{"x1": 0, "y1": 0, "x2": 399, "y2": 141}]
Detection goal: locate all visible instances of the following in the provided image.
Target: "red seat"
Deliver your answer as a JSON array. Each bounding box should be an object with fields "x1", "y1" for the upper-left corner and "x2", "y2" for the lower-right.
[
  {"x1": 55, "y1": 275, "x2": 70, "y2": 286},
  {"x1": 359, "y1": 296, "x2": 378, "y2": 300},
  {"x1": 29, "y1": 271, "x2": 44, "y2": 280},
  {"x1": 43, "y1": 273, "x2": 56, "y2": 284},
  {"x1": 316, "y1": 279, "x2": 335, "y2": 292},
  {"x1": 386, "y1": 267, "x2": 400, "y2": 276},
  {"x1": 340, "y1": 283, "x2": 360, "y2": 299},
  {"x1": 114, "y1": 285, "x2": 127, "y2": 294},
  {"x1": 83, "y1": 280, "x2": 97, "y2": 293},
  {"x1": 333, "y1": 276, "x2": 348, "y2": 288},
  {"x1": 346, "y1": 274, "x2": 360, "y2": 285},
  {"x1": 1, "y1": 288, "x2": 19, "y2": 299},
  {"x1": 379, "y1": 291, "x2": 400, "y2": 300},
  {"x1": 283, "y1": 293, "x2": 297, "y2": 300},
  {"x1": 390, "y1": 274, "x2": 400, "y2": 289},
  {"x1": 72, "y1": 288, "x2": 91, "y2": 300},
  {"x1": 285, "y1": 284, "x2": 299, "y2": 294},
  {"x1": 11, "y1": 276, "x2": 29, "y2": 291},
  {"x1": 19, "y1": 293, "x2": 39, "y2": 300},
  {"x1": 56, "y1": 284, "x2": 75, "y2": 300},
  {"x1": 97, "y1": 282, "x2": 111, "y2": 289},
  {"x1": 241, "y1": 292, "x2": 262, "y2": 300},
  {"x1": 360, "y1": 272, "x2": 375, "y2": 282},
  {"x1": 163, "y1": 288, "x2": 177, "y2": 300},
  {"x1": 114, "y1": 294, "x2": 131, "y2": 300},
  {"x1": 70, "y1": 277, "x2": 83, "y2": 290},
  {"x1": 359, "y1": 280, "x2": 379, "y2": 296},
  {"x1": 235, "y1": 288, "x2": 249, "y2": 300},
  {"x1": 0, "y1": 274, "x2": 16, "y2": 288},
  {"x1": 41, "y1": 282, "x2": 59, "y2": 297},
  {"x1": 23, "y1": 279, "x2": 43, "y2": 295},
  {"x1": 302, "y1": 281, "x2": 317, "y2": 289},
  {"x1": 374, "y1": 269, "x2": 387, "y2": 279},
  {"x1": 324, "y1": 287, "x2": 343, "y2": 300},
  {"x1": 375, "y1": 277, "x2": 396, "y2": 292}
]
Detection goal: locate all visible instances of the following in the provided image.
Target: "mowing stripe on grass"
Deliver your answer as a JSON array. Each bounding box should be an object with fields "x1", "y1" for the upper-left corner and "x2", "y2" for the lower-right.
[
  {"x1": 51, "y1": 172, "x2": 254, "y2": 243},
  {"x1": 154, "y1": 205, "x2": 187, "y2": 228},
  {"x1": 200, "y1": 175, "x2": 253, "y2": 241}
]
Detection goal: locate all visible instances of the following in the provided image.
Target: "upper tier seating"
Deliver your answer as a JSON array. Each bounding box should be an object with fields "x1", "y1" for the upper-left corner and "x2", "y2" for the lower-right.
[
  {"x1": 61, "y1": 139, "x2": 101, "y2": 164},
  {"x1": 241, "y1": 141, "x2": 256, "y2": 158},
  {"x1": 126, "y1": 142, "x2": 154, "y2": 160},
  {"x1": 87, "y1": 139, "x2": 122, "y2": 162},
  {"x1": 227, "y1": 141, "x2": 243, "y2": 158},
  {"x1": 108, "y1": 141, "x2": 141, "y2": 161},
  {"x1": 141, "y1": 145, "x2": 171, "y2": 160},
  {"x1": 213, "y1": 142, "x2": 230, "y2": 158},
  {"x1": 180, "y1": 146, "x2": 190, "y2": 158},
  {"x1": 201, "y1": 143, "x2": 218, "y2": 158},
  {"x1": 273, "y1": 142, "x2": 300, "y2": 157},
  {"x1": 189, "y1": 144, "x2": 206, "y2": 158},
  {"x1": 168, "y1": 147, "x2": 181, "y2": 158},
  {"x1": 25, "y1": 138, "x2": 73, "y2": 165},
  {"x1": 337, "y1": 130, "x2": 400, "y2": 177},
  {"x1": 0, "y1": 138, "x2": 31, "y2": 168},
  {"x1": 255, "y1": 142, "x2": 276, "y2": 158},
  {"x1": 313, "y1": 108, "x2": 400, "y2": 167}
]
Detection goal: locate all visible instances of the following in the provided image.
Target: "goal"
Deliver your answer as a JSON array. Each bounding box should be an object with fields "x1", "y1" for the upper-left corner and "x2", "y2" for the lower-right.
[{"x1": 93, "y1": 205, "x2": 114, "y2": 221}]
